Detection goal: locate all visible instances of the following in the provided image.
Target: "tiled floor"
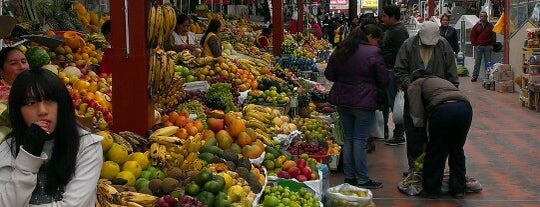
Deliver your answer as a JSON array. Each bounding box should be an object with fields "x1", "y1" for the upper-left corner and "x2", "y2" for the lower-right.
[{"x1": 327, "y1": 76, "x2": 540, "y2": 206}]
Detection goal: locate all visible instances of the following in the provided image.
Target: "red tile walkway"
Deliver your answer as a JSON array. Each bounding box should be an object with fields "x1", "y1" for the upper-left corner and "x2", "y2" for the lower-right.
[{"x1": 328, "y1": 76, "x2": 540, "y2": 206}]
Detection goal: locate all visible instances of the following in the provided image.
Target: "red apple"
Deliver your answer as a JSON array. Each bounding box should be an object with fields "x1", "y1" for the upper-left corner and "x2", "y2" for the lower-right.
[
  {"x1": 277, "y1": 170, "x2": 291, "y2": 179},
  {"x1": 288, "y1": 167, "x2": 301, "y2": 178},
  {"x1": 297, "y1": 159, "x2": 307, "y2": 169},
  {"x1": 301, "y1": 167, "x2": 312, "y2": 178},
  {"x1": 295, "y1": 175, "x2": 308, "y2": 182}
]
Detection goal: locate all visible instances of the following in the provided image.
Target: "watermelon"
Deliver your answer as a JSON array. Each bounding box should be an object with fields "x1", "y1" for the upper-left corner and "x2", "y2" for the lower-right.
[{"x1": 26, "y1": 47, "x2": 51, "y2": 69}]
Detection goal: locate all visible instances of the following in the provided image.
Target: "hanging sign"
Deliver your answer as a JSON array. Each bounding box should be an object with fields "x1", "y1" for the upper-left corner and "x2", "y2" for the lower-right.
[{"x1": 361, "y1": 0, "x2": 377, "y2": 8}]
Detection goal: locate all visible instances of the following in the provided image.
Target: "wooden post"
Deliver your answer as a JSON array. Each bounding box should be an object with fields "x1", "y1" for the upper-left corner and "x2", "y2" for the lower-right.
[
  {"x1": 297, "y1": 0, "x2": 304, "y2": 33},
  {"x1": 503, "y1": 0, "x2": 509, "y2": 64},
  {"x1": 272, "y1": 0, "x2": 283, "y2": 56},
  {"x1": 110, "y1": 0, "x2": 153, "y2": 135}
]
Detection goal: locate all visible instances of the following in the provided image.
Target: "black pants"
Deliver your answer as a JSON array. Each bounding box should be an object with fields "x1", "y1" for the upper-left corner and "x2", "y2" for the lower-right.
[{"x1": 422, "y1": 101, "x2": 473, "y2": 194}]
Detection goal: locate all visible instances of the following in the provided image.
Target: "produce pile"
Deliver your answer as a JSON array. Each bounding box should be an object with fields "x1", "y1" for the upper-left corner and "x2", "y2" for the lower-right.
[{"x1": 7, "y1": 1, "x2": 344, "y2": 206}]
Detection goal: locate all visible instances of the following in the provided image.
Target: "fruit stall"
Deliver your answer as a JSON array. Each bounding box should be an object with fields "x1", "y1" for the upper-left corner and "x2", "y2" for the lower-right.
[{"x1": 0, "y1": 0, "x2": 373, "y2": 206}]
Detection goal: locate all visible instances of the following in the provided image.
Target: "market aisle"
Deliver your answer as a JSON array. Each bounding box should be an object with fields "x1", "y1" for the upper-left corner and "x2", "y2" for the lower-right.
[{"x1": 328, "y1": 60, "x2": 540, "y2": 206}]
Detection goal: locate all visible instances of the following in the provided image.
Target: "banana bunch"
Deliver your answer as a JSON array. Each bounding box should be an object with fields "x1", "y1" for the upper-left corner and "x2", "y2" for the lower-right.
[
  {"x1": 243, "y1": 104, "x2": 276, "y2": 145},
  {"x1": 148, "y1": 142, "x2": 167, "y2": 167},
  {"x1": 149, "y1": 126, "x2": 183, "y2": 146},
  {"x1": 235, "y1": 58, "x2": 261, "y2": 76},
  {"x1": 84, "y1": 33, "x2": 109, "y2": 49},
  {"x1": 116, "y1": 131, "x2": 149, "y2": 152},
  {"x1": 234, "y1": 42, "x2": 247, "y2": 54},
  {"x1": 175, "y1": 134, "x2": 205, "y2": 170},
  {"x1": 97, "y1": 179, "x2": 121, "y2": 206},
  {"x1": 118, "y1": 191, "x2": 157, "y2": 207},
  {"x1": 148, "y1": 48, "x2": 176, "y2": 95},
  {"x1": 177, "y1": 50, "x2": 196, "y2": 65},
  {"x1": 96, "y1": 131, "x2": 134, "y2": 154},
  {"x1": 147, "y1": 4, "x2": 176, "y2": 47}
]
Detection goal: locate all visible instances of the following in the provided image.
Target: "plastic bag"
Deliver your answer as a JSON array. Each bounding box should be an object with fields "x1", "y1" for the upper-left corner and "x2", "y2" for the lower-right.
[
  {"x1": 327, "y1": 183, "x2": 374, "y2": 207},
  {"x1": 397, "y1": 171, "x2": 423, "y2": 196},
  {"x1": 369, "y1": 110, "x2": 384, "y2": 138},
  {"x1": 392, "y1": 91, "x2": 405, "y2": 124}
]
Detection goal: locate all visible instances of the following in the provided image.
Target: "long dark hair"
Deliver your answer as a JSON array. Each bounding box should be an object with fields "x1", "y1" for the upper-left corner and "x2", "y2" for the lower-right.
[
  {"x1": 333, "y1": 24, "x2": 382, "y2": 61},
  {"x1": 6, "y1": 68, "x2": 80, "y2": 194},
  {"x1": 0, "y1": 47, "x2": 23, "y2": 69},
  {"x1": 200, "y1": 19, "x2": 221, "y2": 46}
]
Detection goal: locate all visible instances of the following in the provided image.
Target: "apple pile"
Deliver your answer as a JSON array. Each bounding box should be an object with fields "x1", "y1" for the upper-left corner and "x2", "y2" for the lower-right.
[{"x1": 276, "y1": 157, "x2": 318, "y2": 182}]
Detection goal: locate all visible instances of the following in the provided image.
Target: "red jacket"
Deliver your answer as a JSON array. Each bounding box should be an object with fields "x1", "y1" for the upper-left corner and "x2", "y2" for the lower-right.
[
  {"x1": 470, "y1": 22, "x2": 495, "y2": 46},
  {"x1": 99, "y1": 48, "x2": 112, "y2": 75}
]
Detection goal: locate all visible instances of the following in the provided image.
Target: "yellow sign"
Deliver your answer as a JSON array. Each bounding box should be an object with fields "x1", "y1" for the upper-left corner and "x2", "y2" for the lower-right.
[{"x1": 361, "y1": 0, "x2": 377, "y2": 8}]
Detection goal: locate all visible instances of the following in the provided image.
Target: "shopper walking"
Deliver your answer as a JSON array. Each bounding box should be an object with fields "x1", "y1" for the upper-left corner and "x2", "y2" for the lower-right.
[
  {"x1": 380, "y1": 5, "x2": 409, "y2": 146},
  {"x1": 470, "y1": 11, "x2": 495, "y2": 82},
  {"x1": 325, "y1": 25, "x2": 388, "y2": 189},
  {"x1": 0, "y1": 69, "x2": 103, "y2": 206},
  {"x1": 394, "y1": 21, "x2": 459, "y2": 176},
  {"x1": 439, "y1": 14, "x2": 460, "y2": 54},
  {"x1": 407, "y1": 70, "x2": 472, "y2": 199}
]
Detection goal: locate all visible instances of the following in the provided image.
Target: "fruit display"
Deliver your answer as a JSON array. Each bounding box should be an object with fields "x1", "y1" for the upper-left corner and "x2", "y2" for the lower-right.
[
  {"x1": 74, "y1": 2, "x2": 110, "y2": 33},
  {"x1": 261, "y1": 185, "x2": 320, "y2": 207}
]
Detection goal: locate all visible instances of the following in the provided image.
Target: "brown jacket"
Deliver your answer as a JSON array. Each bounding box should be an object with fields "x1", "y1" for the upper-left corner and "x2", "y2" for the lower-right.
[{"x1": 407, "y1": 76, "x2": 469, "y2": 127}]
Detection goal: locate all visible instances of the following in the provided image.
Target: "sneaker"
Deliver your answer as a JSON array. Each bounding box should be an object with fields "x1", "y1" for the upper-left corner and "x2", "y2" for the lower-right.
[
  {"x1": 344, "y1": 178, "x2": 357, "y2": 185},
  {"x1": 385, "y1": 138, "x2": 406, "y2": 146},
  {"x1": 358, "y1": 180, "x2": 383, "y2": 189},
  {"x1": 471, "y1": 77, "x2": 478, "y2": 82}
]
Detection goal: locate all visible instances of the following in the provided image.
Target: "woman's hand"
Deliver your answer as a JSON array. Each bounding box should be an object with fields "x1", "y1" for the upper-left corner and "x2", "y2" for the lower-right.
[{"x1": 22, "y1": 123, "x2": 50, "y2": 156}]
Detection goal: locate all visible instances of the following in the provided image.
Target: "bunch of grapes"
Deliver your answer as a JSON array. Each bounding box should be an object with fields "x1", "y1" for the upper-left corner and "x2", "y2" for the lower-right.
[
  {"x1": 203, "y1": 97, "x2": 226, "y2": 111},
  {"x1": 176, "y1": 195, "x2": 205, "y2": 207},
  {"x1": 205, "y1": 83, "x2": 237, "y2": 112},
  {"x1": 154, "y1": 195, "x2": 177, "y2": 207},
  {"x1": 288, "y1": 142, "x2": 328, "y2": 155}
]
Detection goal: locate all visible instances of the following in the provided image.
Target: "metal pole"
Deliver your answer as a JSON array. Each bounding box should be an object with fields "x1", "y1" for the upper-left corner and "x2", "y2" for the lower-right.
[{"x1": 461, "y1": 20, "x2": 466, "y2": 55}]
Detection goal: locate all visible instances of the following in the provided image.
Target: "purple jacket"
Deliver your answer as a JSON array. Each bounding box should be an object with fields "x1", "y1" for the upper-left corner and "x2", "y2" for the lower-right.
[{"x1": 324, "y1": 43, "x2": 389, "y2": 110}]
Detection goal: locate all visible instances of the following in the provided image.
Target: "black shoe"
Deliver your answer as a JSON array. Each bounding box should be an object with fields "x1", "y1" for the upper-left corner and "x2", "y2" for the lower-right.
[
  {"x1": 358, "y1": 180, "x2": 383, "y2": 189},
  {"x1": 419, "y1": 191, "x2": 440, "y2": 199},
  {"x1": 471, "y1": 77, "x2": 478, "y2": 82},
  {"x1": 344, "y1": 178, "x2": 357, "y2": 185},
  {"x1": 366, "y1": 139, "x2": 376, "y2": 153},
  {"x1": 385, "y1": 138, "x2": 406, "y2": 146},
  {"x1": 451, "y1": 192, "x2": 465, "y2": 199}
]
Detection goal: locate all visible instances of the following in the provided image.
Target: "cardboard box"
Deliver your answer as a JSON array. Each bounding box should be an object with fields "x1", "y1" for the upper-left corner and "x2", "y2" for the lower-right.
[
  {"x1": 495, "y1": 80, "x2": 514, "y2": 93},
  {"x1": 494, "y1": 64, "x2": 513, "y2": 81}
]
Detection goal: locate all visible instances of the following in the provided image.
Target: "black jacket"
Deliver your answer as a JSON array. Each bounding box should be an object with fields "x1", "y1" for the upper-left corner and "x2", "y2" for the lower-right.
[
  {"x1": 381, "y1": 22, "x2": 409, "y2": 69},
  {"x1": 440, "y1": 26, "x2": 460, "y2": 53}
]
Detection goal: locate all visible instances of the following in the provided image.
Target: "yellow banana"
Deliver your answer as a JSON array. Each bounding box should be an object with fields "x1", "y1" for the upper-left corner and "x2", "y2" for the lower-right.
[
  {"x1": 151, "y1": 125, "x2": 179, "y2": 137},
  {"x1": 120, "y1": 192, "x2": 157, "y2": 205},
  {"x1": 110, "y1": 132, "x2": 133, "y2": 153},
  {"x1": 149, "y1": 135, "x2": 183, "y2": 146},
  {"x1": 147, "y1": 5, "x2": 156, "y2": 45},
  {"x1": 161, "y1": 6, "x2": 169, "y2": 40},
  {"x1": 155, "y1": 6, "x2": 163, "y2": 45}
]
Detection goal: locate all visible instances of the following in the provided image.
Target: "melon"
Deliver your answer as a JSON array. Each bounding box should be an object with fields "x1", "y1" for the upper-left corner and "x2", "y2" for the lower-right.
[
  {"x1": 26, "y1": 47, "x2": 51, "y2": 69},
  {"x1": 41, "y1": 64, "x2": 59, "y2": 75}
]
